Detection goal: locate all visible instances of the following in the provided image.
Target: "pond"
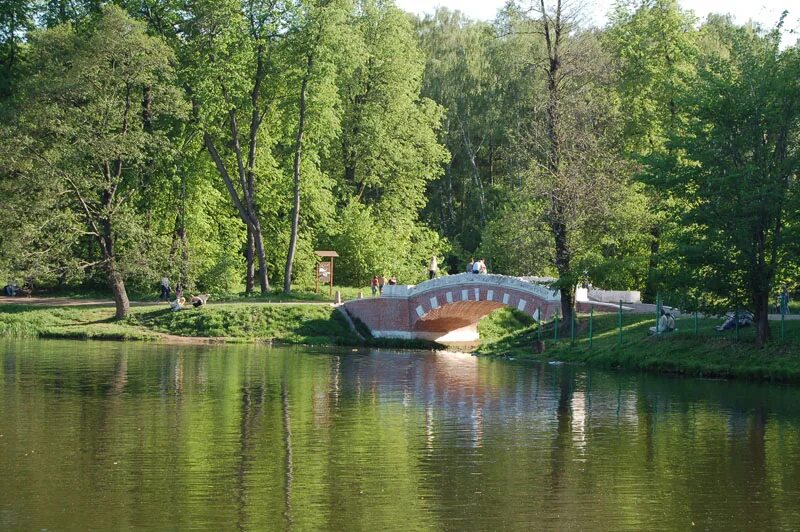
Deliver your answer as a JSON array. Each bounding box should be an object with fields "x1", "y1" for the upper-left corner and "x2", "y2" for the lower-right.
[{"x1": 2, "y1": 339, "x2": 800, "y2": 530}]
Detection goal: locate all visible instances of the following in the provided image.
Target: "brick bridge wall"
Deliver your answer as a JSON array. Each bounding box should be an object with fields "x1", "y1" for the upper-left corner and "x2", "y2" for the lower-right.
[{"x1": 343, "y1": 273, "x2": 563, "y2": 341}]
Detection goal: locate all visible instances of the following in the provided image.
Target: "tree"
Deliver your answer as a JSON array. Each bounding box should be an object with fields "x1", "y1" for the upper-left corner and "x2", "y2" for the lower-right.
[
  {"x1": 284, "y1": 0, "x2": 348, "y2": 293},
  {"x1": 182, "y1": 0, "x2": 302, "y2": 294},
  {"x1": 605, "y1": 0, "x2": 697, "y2": 301},
  {"x1": 510, "y1": 0, "x2": 635, "y2": 326},
  {"x1": 10, "y1": 5, "x2": 184, "y2": 318},
  {"x1": 669, "y1": 21, "x2": 799, "y2": 345},
  {"x1": 416, "y1": 9, "x2": 503, "y2": 251}
]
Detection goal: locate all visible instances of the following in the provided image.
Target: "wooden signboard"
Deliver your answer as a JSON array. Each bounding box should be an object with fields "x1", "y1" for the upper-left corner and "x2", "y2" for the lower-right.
[{"x1": 314, "y1": 251, "x2": 339, "y2": 296}]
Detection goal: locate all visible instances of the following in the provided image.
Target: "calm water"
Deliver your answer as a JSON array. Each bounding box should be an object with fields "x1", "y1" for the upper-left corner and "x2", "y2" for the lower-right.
[{"x1": 2, "y1": 340, "x2": 800, "y2": 531}]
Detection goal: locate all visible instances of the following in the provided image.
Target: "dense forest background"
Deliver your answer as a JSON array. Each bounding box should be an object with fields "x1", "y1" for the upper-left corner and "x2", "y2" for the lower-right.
[{"x1": 0, "y1": 0, "x2": 797, "y2": 343}]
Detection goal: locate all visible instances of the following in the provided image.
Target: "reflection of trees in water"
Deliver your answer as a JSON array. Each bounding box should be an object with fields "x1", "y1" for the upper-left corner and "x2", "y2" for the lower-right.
[
  {"x1": 281, "y1": 379, "x2": 293, "y2": 529},
  {"x1": 234, "y1": 365, "x2": 267, "y2": 532},
  {"x1": 7, "y1": 344, "x2": 800, "y2": 529}
]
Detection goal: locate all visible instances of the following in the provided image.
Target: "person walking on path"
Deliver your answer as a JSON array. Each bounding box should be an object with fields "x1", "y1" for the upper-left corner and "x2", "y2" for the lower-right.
[
  {"x1": 781, "y1": 285, "x2": 790, "y2": 315},
  {"x1": 371, "y1": 276, "x2": 379, "y2": 296},
  {"x1": 160, "y1": 275, "x2": 171, "y2": 301},
  {"x1": 429, "y1": 255, "x2": 438, "y2": 280}
]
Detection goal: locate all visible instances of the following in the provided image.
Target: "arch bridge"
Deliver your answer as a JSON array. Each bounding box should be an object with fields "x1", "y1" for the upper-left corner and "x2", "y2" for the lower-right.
[{"x1": 343, "y1": 273, "x2": 562, "y2": 343}]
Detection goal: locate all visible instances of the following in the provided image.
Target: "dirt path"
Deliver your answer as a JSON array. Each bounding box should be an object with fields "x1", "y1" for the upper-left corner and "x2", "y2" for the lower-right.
[{"x1": 0, "y1": 296, "x2": 333, "y2": 307}]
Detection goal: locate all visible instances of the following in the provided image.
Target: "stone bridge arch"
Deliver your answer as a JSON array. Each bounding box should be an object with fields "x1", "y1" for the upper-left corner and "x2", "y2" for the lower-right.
[{"x1": 343, "y1": 273, "x2": 561, "y2": 343}]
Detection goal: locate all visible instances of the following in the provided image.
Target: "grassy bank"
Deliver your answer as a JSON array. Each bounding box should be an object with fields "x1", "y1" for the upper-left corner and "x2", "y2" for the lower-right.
[
  {"x1": 0, "y1": 301, "x2": 446, "y2": 350},
  {"x1": 478, "y1": 310, "x2": 800, "y2": 383},
  {"x1": 0, "y1": 303, "x2": 362, "y2": 345}
]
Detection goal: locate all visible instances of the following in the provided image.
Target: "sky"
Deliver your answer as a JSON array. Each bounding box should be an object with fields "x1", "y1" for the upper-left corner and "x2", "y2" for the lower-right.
[{"x1": 396, "y1": 0, "x2": 800, "y2": 43}]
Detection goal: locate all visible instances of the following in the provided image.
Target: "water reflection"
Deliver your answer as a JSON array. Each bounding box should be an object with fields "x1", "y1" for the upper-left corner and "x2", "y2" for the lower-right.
[{"x1": 2, "y1": 339, "x2": 800, "y2": 530}]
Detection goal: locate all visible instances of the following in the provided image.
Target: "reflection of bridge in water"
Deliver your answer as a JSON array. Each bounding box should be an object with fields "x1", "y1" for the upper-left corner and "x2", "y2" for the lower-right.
[{"x1": 343, "y1": 273, "x2": 563, "y2": 342}]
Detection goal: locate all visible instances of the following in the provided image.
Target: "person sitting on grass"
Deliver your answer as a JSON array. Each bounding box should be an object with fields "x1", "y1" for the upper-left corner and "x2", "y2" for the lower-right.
[
  {"x1": 190, "y1": 294, "x2": 210, "y2": 308},
  {"x1": 649, "y1": 310, "x2": 670, "y2": 335},
  {"x1": 169, "y1": 295, "x2": 186, "y2": 312},
  {"x1": 716, "y1": 310, "x2": 753, "y2": 331},
  {"x1": 3, "y1": 282, "x2": 19, "y2": 296},
  {"x1": 666, "y1": 311, "x2": 676, "y2": 332}
]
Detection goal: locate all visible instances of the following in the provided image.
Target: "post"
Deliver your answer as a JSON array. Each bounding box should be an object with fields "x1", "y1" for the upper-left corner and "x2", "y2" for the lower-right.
[
  {"x1": 589, "y1": 305, "x2": 594, "y2": 349},
  {"x1": 554, "y1": 312, "x2": 559, "y2": 341},
  {"x1": 571, "y1": 305, "x2": 575, "y2": 344},
  {"x1": 781, "y1": 307, "x2": 785, "y2": 341},
  {"x1": 537, "y1": 307, "x2": 542, "y2": 343},
  {"x1": 655, "y1": 292, "x2": 660, "y2": 336},
  {"x1": 329, "y1": 257, "x2": 335, "y2": 297},
  {"x1": 618, "y1": 300, "x2": 623, "y2": 345}
]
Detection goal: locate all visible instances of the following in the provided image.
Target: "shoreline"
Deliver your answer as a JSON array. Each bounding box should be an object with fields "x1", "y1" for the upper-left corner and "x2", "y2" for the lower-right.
[
  {"x1": 0, "y1": 300, "x2": 443, "y2": 351},
  {"x1": 3, "y1": 301, "x2": 800, "y2": 384}
]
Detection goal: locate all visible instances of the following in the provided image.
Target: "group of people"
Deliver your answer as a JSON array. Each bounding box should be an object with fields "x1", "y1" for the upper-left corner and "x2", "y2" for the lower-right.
[
  {"x1": 160, "y1": 276, "x2": 209, "y2": 311},
  {"x1": 649, "y1": 309, "x2": 677, "y2": 335},
  {"x1": 371, "y1": 275, "x2": 398, "y2": 296},
  {"x1": 467, "y1": 257, "x2": 488, "y2": 275}
]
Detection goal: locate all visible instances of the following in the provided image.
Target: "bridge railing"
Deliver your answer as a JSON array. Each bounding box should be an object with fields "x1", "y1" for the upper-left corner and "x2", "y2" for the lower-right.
[{"x1": 381, "y1": 273, "x2": 560, "y2": 302}]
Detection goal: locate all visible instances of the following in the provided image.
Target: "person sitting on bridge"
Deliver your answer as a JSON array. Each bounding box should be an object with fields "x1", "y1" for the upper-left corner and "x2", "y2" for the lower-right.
[
  {"x1": 467, "y1": 257, "x2": 474, "y2": 273},
  {"x1": 472, "y1": 259, "x2": 481, "y2": 274},
  {"x1": 388, "y1": 276, "x2": 397, "y2": 285},
  {"x1": 479, "y1": 258, "x2": 488, "y2": 274}
]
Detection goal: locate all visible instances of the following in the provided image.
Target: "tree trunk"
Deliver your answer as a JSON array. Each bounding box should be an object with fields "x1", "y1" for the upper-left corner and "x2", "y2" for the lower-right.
[
  {"x1": 284, "y1": 60, "x2": 311, "y2": 294},
  {"x1": 252, "y1": 220, "x2": 269, "y2": 293},
  {"x1": 108, "y1": 265, "x2": 130, "y2": 320},
  {"x1": 643, "y1": 224, "x2": 661, "y2": 303},
  {"x1": 553, "y1": 217, "x2": 573, "y2": 327},
  {"x1": 246, "y1": 226, "x2": 255, "y2": 295},
  {"x1": 753, "y1": 289, "x2": 771, "y2": 347}
]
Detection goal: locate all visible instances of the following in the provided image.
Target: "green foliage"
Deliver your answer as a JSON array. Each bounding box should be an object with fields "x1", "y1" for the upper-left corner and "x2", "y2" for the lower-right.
[
  {"x1": 662, "y1": 21, "x2": 799, "y2": 342},
  {"x1": 322, "y1": 200, "x2": 449, "y2": 286}
]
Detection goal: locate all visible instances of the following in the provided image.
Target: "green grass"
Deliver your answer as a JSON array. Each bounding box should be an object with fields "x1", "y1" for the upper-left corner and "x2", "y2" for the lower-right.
[
  {"x1": 125, "y1": 304, "x2": 361, "y2": 345},
  {"x1": 0, "y1": 304, "x2": 160, "y2": 341},
  {"x1": 0, "y1": 302, "x2": 361, "y2": 345},
  {"x1": 478, "y1": 311, "x2": 800, "y2": 383},
  {"x1": 476, "y1": 308, "x2": 537, "y2": 344}
]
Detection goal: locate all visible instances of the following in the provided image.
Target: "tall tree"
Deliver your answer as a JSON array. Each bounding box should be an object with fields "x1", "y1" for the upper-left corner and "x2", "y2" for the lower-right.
[
  {"x1": 284, "y1": 0, "x2": 347, "y2": 293},
  {"x1": 510, "y1": 0, "x2": 636, "y2": 324},
  {"x1": 183, "y1": 0, "x2": 300, "y2": 294},
  {"x1": 605, "y1": 0, "x2": 697, "y2": 301},
  {"x1": 669, "y1": 21, "x2": 799, "y2": 345},
  {"x1": 325, "y1": 0, "x2": 449, "y2": 284},
  {"x1": 10, "y1": 5, "x2": 183, "y2": 317}
]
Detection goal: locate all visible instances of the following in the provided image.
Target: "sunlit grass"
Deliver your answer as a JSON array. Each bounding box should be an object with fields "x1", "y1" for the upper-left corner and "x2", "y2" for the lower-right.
[{"x1": 479, "y1": 311, "x2": 800, "y2": 383}]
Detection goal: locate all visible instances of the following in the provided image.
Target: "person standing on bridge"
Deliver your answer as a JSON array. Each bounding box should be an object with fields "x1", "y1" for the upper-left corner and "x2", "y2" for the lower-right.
[
  {"x1": 467, "y1": 258, "x2": 474, "y2": 273},
  {"x1": 379, "y1": 274, "x2": 387, "y2": 295},
  {"x1": 429, "y1": 255, "x2": 438, "y2": 280}
]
